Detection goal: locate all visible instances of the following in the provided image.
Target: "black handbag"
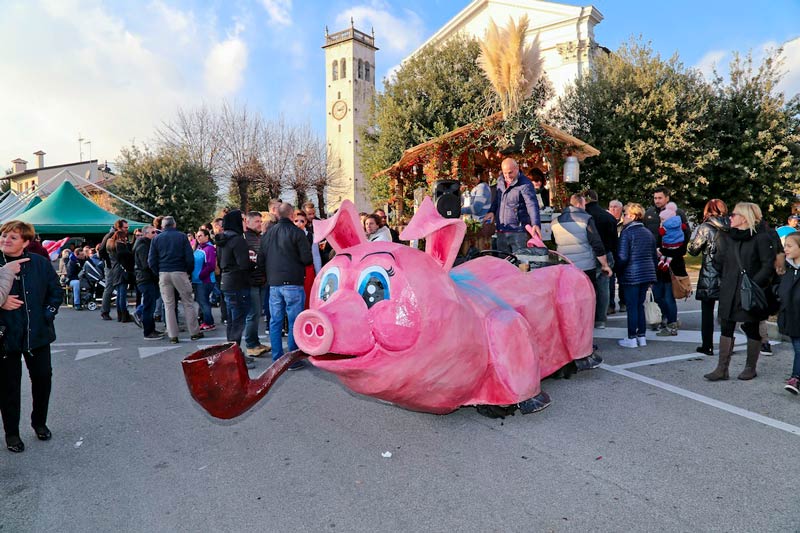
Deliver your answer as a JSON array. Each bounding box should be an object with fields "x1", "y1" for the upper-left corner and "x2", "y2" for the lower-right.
[{"x1": 734, "y1": 244, "x2": 768, "y2": 313}]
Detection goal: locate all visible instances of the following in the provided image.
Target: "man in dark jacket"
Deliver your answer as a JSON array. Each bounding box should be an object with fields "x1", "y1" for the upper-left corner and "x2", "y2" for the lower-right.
[
  {"x1": 259, "y1": 202, "x2": 312, "y2": 369},
  {"x1": 484, "y1": 158, "x2": 541, "y2": 254},
  {"x1": 585, "y1": 190, "x2": 619, "y2": 329},
  {"x1": 134, "y1": 225, "x2": 163, "y2": 339},
  {"x1": 243, "y1": 211, "x2": 269, "y2": 357},
  {"x1": 99, "y1": 219, "x2": 128, "y2": 320},
  {"x1": 148, "y1": 216, "x2": 202, "y2": 344},
  {"x1": 217, "y1": 210, "x2": 255, "y2": 369},
  {"x1": 644, "y1": 186, "x2": 690, "y2": 242}
]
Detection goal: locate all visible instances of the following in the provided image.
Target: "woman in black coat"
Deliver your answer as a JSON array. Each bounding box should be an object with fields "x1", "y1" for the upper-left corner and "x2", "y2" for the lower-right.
[
  {"x1": 687, "y1": 199, "x2": 728, "y2": 355},
  {"x1": 0, "y1": 220, "x2": 64, "y2": 453},
  {"x1": 107, "y1": 230, "x2": 134, "y2": 322},
  {"x1": 778, "y1": 233, "x2": 800, "y2": 393},
  {"x1": 705, "y1": 203, "x2": 776, "y2": 382}
]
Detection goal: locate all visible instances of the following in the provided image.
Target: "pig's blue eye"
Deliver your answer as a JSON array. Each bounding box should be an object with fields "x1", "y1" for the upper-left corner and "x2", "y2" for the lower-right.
[
  {"x1": 357, "y1": 266, "x2": 390, "y2": 308},
  {"x1": 319, "y1": 267, "x2": 340, "y2": 302}
]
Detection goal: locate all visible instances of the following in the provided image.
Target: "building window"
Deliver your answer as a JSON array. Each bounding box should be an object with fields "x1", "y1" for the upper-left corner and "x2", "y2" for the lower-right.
[
  {"x1": 358, "y1": 59, "x2": 363, "y2": 79},
  {"x1": 365, "y1": 62, "x2": 371, "y2": 82},
  {"x1": 332, "y1": 60, "x2": 338, "y2": 81},
  {"x1": 340, "y1": 58, "x2": 346, "y2": 78}
]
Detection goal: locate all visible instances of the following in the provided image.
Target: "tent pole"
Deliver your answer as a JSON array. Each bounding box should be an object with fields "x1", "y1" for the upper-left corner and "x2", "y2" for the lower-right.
[{"x1": 67, "y1": 171, "x2": 156, "y2": 220}]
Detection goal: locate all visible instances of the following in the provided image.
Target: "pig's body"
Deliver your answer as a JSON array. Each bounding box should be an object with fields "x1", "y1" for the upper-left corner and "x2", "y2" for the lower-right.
[{"x1": 294, "y1": 199, "x2": 596, "y2": 415}]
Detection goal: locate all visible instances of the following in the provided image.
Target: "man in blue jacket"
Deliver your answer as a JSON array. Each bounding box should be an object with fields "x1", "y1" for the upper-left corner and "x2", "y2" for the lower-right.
[
  {"x1": 484, "y1": 158, "x2": 541, "y2": 254},
  {"x1": 147, "y1": 216, "x2": 202, "y2": 344}
]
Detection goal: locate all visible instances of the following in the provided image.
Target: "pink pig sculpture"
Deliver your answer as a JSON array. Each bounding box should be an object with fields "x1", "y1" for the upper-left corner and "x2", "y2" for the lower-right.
[{"x1": 181, "y1": 197, "x2": 598, "y2": 419}]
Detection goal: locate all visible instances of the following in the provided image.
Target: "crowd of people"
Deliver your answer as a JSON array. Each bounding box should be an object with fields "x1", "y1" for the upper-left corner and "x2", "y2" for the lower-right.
[{"x1": 2, "y1": 156, "x2": 800, "y2": 454}]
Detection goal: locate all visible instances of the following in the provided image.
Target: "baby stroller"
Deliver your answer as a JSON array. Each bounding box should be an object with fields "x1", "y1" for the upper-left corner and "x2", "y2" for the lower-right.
[{"x1": 77, "y1": 260, "x2": 108, "y2": 311}]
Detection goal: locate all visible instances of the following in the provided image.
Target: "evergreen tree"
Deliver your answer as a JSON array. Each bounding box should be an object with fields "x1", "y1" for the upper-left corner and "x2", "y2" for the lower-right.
[{"x1": 112, "y1": 145, "x2": 218, "y2": 229}]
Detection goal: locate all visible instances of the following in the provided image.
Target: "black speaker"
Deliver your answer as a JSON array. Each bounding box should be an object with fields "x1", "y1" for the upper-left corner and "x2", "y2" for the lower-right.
[{"x1": 433, "y1": 179, "x2": 461, "y2": 219}]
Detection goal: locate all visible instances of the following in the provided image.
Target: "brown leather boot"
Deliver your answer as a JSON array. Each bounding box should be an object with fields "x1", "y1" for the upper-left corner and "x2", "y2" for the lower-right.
[
  {"x1": 704, "y1": 335, "x2": 733, "y2": 381},
  {"x1": 738, "y1": 339, "x2": 761, "y2": 380}
]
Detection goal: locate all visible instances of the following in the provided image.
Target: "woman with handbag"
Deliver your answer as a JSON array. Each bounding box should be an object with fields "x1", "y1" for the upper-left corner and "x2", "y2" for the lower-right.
[
  {"x1": 0, "y1": 220, "x2": 64, "y2": 453},
  {"x1": 705, "y1": 202, "x2": 776, "y2": 381},
  {"x1": 615, "y1": 203, "x2": 658, "y2": 348},
  {"x1": 687, "y1": 199, "x2": 729, "y2": 355}
]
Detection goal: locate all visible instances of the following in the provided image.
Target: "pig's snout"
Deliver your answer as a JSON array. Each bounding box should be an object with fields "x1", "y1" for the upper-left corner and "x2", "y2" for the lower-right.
[{"x1": 294, "y1": 310, "x2": 334, "y2": 355}]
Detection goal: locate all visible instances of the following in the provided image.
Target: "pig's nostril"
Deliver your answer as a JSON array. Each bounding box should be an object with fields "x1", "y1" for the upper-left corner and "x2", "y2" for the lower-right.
[
  {"x1": 304, "y1": 323, "x2": 313, "y2": 336},
  {"x1": 315, "y1": 324, "x2": 325, "y2": 337}
]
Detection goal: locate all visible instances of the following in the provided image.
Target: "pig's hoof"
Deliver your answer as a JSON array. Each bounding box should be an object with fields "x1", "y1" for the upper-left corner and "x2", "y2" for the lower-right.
[
  {"x1": 575, "y1": 352, "x2": 603, "y2": 371},
  {"x1": 475, "y1": 404, "x2": 517, "y2": 419},
  {"x1": 518, "y1": 392, "x2": 551, "y2": 414}
]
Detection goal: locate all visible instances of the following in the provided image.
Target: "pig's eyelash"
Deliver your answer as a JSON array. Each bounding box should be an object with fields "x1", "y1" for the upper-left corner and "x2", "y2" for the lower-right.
[{"x1": 386, "y1": 267, "x2": 395, "y2": 277}]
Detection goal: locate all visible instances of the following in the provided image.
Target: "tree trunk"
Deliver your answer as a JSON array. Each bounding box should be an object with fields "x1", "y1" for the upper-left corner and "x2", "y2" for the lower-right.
[
  {"x1": 294, "y1": 189, "x2": 307, "y2": 209},
  {"x1": 316, "y1": 187, "x2": 326, "y2": 218}
]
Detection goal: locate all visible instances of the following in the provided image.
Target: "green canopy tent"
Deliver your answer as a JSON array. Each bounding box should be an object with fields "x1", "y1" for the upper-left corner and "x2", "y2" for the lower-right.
[
  {"x1": 15, "y1": 181, "x2": 146, "y2": 234},
  {"x1": 21, "y1": 196, "x2": 42, "y2": 213}
]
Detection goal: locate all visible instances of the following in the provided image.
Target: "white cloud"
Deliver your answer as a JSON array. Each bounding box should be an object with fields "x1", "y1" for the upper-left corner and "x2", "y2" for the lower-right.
[
  {"x1": 260, "y1": 0, "x2": 293, "y2": 27},
  {"x1": 0, "y1": 1, "x2": 249, "y2": 169},
  {"x1": 695, "y1": 50, "x2": 728, "y2": 81},
  {"x1": 204, "y1": 25, "x2": 249, "y2": 97},
  {"x1": 777, "y1": 36, "x2": 800, "y2": 99},
  {"x1": 335, "y1": 2, "x2": 425, "y2": 55}
]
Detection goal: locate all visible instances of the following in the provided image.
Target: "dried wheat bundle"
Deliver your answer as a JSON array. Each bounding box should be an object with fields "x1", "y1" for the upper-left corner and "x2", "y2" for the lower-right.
[{"x1": 477, "y1": 14, "x2": 543, "y2": 118}]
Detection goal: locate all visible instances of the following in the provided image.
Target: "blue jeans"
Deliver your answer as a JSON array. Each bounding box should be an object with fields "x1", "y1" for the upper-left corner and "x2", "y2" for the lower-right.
[
  {"x1": 269, "y1": 285, "x2": 305, "y2": 361},
  {"x1": 115, "y1": 283, "x2": 128, "y2": 316},
  {"x1": 791, "y1": 337, "x2": 800, "y2": 378},
  {"x1": 244, "y1": 286, "x2": 265, "y2": 348},
  {"x1": 495, "y1": 232, "x2": 529, "y2": 255},
  {"x1": 69, "y1": 279, "x2": 81, "y2": 306},
  {"x1": 137, "y1": 282, "x2": 159, "y2": 335},
  {"x1": 223, "y1": 289, "x2": 251, "y2": 346},
  {"x1": 194, "y1": 282, "x2": 215, "y2": 326},
  {"x1": 651, "y1": 280, "x2": 677, "y2": 323},
  {"x1": 622, "y1": 283, "x2": 650, "y2": 338}
]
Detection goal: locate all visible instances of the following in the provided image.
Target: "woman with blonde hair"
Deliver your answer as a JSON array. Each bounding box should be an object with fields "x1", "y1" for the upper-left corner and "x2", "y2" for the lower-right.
[
  {"x1": 705, "y1": 202, "x2": 776, "y2": 381},
  {"x1": 615, "y1": 203, "x2": 658, "y2": 348}
]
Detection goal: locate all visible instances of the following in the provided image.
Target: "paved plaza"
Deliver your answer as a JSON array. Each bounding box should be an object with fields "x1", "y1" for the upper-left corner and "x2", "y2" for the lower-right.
[{"x1": 1, "y1": 298, "x2": 799, "y2": 532}]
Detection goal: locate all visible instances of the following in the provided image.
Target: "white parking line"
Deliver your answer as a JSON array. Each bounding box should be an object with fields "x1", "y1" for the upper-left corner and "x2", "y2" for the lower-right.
[
  {"x1": 53, "y1": 341, "x2": 111, "y2": 346},
  {"x1": 614, "y1": 352, "x2": 705, "y2": 369},
  {"x1": 607, "y1": 309, "x2": 702, "y2": 320},
  {"x1": 601, "y1": 364, "x2": 800, "y2": 437}
]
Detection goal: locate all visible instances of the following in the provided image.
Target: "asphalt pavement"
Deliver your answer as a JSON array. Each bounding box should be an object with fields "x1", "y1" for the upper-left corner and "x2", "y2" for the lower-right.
[{"x1": 1, "y1": 297, "x2": 799, "y2": 532}]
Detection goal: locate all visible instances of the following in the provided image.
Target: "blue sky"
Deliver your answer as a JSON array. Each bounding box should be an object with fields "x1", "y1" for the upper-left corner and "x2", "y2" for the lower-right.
[{"x1": 1, "y1": 0, "x2": 798, "y2": 171}]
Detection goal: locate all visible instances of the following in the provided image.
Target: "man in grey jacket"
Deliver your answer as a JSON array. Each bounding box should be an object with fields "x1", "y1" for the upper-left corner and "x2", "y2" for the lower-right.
[{"x1": 551, "y1": 194, "x2": 613, "y2": 313}]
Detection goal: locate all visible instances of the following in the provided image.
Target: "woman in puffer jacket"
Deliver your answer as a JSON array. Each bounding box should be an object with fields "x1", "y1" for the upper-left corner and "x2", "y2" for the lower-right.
[
  {"x1": 615, "y1": 203, "x2": 658, "y2": 349},
  {"x1": 687, "y1": 199, "x2": 728, "y2": 355}
]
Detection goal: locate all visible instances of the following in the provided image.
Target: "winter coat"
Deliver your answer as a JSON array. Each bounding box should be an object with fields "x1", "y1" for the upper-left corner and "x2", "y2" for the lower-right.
[
  {"x1": 259, "y1": 218, "x2": 312, "y2": 287},
  {"x1": 0, "y1": 251, "x2": 63, "y2": 353},
  {"x1": 107, "y1": 240, "x2": 134, "y2": 287},
  {"x1": 777, "y1": 258, "x2": 800, "y2": 337},
  {"x1": 714, "y1": 227, "x2": 776, "y2": 323},
  {"x1": 615, "y1": 221, "x2": 657, "y2": 286},
  {"x1": 66, "y1": 254, "x2": 84, "y2": 281},
  {"x1": 196, "y1": 241, "x2": 216, "y2": 284},
  {"x1": 148, "y1": 227, "x2": 194, "y2": 275},
  {"x1": 688, "y1": 216, "x2": 728, "y2": 301},
  {"x1": 244, "y1": 229, "x2": 267, "y2": 286},
  {"x1": 216, "y1": 210, "x2": 251, "y2": 291},
  {"x1": 644, "y1": 205, "x2": 690, "y2": 243},
  {"x1": 551, "y1": 206, "x2": 605, "y2": 272},
  {"x1": 133, "y1": 237, "x2": 157, "y2": 285},
  {"x1": 489, "y1": 171, "x2": 541, "y2": 233},
  {"x1": 585, "y1": 201, "x2": 619, "y2": 256}
]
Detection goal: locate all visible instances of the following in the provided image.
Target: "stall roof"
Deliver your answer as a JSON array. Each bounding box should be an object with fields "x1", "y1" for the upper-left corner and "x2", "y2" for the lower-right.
[{"x1": 15, "y1": 181, "x2": 146, "y2": 234}]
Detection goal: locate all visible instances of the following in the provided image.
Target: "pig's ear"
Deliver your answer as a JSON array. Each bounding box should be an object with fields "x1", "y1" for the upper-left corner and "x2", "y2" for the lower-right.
[
  {"x1": 312, "y1": 200, "x2": 367, "y2": 252},
  {"x1": 400, "y1": 196, "x2": 465, "y2": 271}
]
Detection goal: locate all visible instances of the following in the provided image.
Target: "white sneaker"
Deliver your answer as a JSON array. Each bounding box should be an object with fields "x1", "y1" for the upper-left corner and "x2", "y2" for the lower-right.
[
  {"x1": 618, "y1": 337, "x2": 637, "y2": 348},
  {"x1": 637, "y1": 336, "x2": 647, "y2": 347}
]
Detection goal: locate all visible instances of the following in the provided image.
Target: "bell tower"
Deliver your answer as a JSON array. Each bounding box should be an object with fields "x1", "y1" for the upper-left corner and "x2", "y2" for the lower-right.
[{"x1": 323, "y1": 19, "x2": 377, "y2": 210}]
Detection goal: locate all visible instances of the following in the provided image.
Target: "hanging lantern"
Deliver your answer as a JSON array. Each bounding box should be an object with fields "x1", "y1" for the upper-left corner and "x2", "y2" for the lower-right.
[{"x1": 563, "y1": 155, "x2": 580, "y2": 183}]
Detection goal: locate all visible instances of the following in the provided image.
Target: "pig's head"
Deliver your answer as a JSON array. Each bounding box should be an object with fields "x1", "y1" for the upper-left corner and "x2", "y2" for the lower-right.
[{"x1": 294, "y1": 199, "x2": 485, "y2": 413}]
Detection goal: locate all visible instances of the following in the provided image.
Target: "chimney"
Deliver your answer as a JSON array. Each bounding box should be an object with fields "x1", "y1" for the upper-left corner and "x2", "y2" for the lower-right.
[
  {"x1": 11, "y1": 158, "x2": 27, "y2": 174},
  {"x1": 33, "y1": 150, "x2": 45, "y2": 168}
]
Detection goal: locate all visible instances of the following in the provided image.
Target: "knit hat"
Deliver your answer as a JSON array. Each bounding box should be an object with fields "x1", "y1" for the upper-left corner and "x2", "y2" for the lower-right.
[{"x1": 660, "y1": 202, "x2": 678, "y2": 221}]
